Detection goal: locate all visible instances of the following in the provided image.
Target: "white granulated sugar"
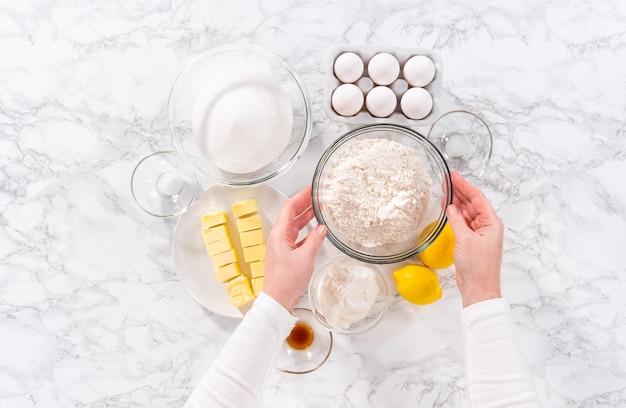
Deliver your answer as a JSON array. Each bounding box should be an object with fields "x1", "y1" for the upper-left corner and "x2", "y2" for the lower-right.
[
  {"x1": 323, "y1": 138, "x2": 432, "y2": 247},
  {"x1": 192, "y1": 70, "x2": 293, "y2": 174}
]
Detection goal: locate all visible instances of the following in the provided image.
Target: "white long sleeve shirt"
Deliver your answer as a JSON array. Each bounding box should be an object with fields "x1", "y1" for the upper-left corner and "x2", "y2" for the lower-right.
[
  {"x1": 185, "y1": 294, "x2": 540, "y2": 407},
  {"x1": 462, "y1": 298, "x2": 541, "y2": 407}
]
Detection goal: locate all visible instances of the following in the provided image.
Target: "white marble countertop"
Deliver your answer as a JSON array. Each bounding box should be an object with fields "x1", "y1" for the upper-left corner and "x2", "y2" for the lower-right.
[{"x1": 2, "y1": 1, "x2": 626, "y2": 406}]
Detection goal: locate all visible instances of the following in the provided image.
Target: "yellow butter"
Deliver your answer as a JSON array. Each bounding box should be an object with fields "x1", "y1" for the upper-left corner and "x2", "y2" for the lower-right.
[
  {"x1": 202, "y1": 225, "x2": 229, "y2": 244},
  {"x1": 205, "y1": 237, "x2": 233, "y2": 256},
  {"x1": 249, "y1": 261, "x2": 265, "y2": 278},
  {"x1": 224, "y1": 274, "x2": 253, "y2": 296},
  {"x1": 211, "y1": 249, "x2": 238, "y2": 268},
  {"x1": 236, "y1": 214, "x2": 263, "y2": 233},
  {"x1": 251, "y1": 276, "x2": 264, "y2": 296},
  {"x1": 229, "y1": 292, "x2": 255, "y2": 308},
  {"x1": 201, "y1": 211, "x2": 228, "y2": 228},
  {"x1": 239, "y1": 229, "x2": 265, "y2": 248},
  {"x1": 224, "y1": 275, "x2": 255, "y2": 307},
  {"x1": 243, "y1": 243, "x2": 266, "y2": 263},
  {"x1": 232, "y1": 199, "x2": 259, "y2": 218},
  {"x1": 214, "y1": 263, "x2": 241, "y2": 283}
]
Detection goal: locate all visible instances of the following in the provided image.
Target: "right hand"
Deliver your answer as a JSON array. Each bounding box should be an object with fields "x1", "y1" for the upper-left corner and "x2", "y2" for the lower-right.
[
  {"x1": 263, "y1": 186, "x2": 327, "y2": 314},
  {"x1": 446, "y1": 172, "x2": 503, "y2": 308}
]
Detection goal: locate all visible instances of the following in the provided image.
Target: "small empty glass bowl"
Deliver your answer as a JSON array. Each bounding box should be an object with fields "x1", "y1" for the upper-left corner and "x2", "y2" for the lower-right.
[
  {"x1": 427, "y1": 110, "x2": 493, "y2": 179},
  {"x1": 311, "y1": 124, "x2": 453, "y2": 264},
  {"x1": 169, "y1": 44, "x2": 312, "y2": 186},
  {"x1": 308, "y1": 255, "x2": 390, "y2": 334},
  {"x1": 274, "y1": 308, "x2": 333, "y2": 374}
]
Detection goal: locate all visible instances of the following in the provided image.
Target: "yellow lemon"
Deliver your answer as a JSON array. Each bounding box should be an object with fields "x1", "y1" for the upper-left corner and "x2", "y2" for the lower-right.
[
  {"x1": 417, "y1": 221, "x2": 455, "y2": 269},
  {"x1": 393, "y1": 264, "x2": 442, "y2": 305}
]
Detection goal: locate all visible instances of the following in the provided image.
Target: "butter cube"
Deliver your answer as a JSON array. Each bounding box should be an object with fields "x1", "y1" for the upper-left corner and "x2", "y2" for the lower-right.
[
  {"x1": 236, "y1": 214, "x2": 263, "y2": 233},
  {"x1": 251, "y1": 276, "x2": 264, "y2": 296},
  {"x1": 229, "y1": 292, "x2": 255, "y2": 308},
  {"x1": 224, "y1": 275, "x2": 253, "y2": 295},
  {"x1": 205, "y1": 237, "x2": 233, "y2": 256},
  {"x1": 214, "y1": 263, "x2": 241, "y2": 283},
  {"x1": 211, "y1": 249, "x2": 238, "y2": 268},
  {"x1": 201, "y1": 211, "x2": 228, "y2": 228},
  {"x1": 239, "y1": 229, "x2": 265, "y2": 248},
  {"x1": 202, "y1": 225, "x2": 229, "y2": 244},
  {"x1": 249, "y1": 261, "x2": 265, "y2": 278},
  {"x1": 243, "y1": 243, "x2": 266, "y2": 263},
  {"x1": 232, "y1": 199, "x2": 259, "y2": 218},
  {"x1": 224, "y1": 275, "x2": 255, "y2": 307}
]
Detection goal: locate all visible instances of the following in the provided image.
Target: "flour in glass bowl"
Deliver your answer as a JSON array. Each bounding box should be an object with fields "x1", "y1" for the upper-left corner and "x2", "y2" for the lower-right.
[{"x1": 322, "y1": 138, "x2": 432, "y2": 248}]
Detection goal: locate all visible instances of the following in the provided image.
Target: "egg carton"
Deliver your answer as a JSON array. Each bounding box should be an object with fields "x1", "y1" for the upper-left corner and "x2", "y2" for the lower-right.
[{"x1": 324, "y1": 45, "x2": 443, "y2": 127}]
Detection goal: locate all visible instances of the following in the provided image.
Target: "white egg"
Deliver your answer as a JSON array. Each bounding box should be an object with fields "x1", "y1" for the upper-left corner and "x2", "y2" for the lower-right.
[
  {"x1": 331, "y1": 84, "x2": 364, "y2": 117},
  {"x1": 403, "y1": 55, "x2": 436, "y2": 87},
  {"x1": 365, "y1": 86, "x2": 397, "y2": 118},
  {"x1": 367, "y1": 53, "x2": 400, "y2": 86},
  {"x1": 400, "y1": 87, "x2": 433, "y2": 120},
  {"x1": 333, "y1": 52, "x2": 364, "y2": 83}
]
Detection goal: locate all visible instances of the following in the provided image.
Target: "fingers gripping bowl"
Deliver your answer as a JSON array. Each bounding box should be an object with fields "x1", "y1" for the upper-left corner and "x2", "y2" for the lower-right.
[{"x1": 311, "y1": 124, "x2": 453, "y2": 264}]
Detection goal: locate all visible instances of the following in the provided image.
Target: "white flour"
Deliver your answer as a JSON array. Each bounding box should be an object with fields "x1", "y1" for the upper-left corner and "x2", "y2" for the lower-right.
[
  {"x1": 322, "y1": 138, "x2": 432, "y2": 247},
  {"x1": 192, "y1": 70, "x2": 293, "y2": 174}
]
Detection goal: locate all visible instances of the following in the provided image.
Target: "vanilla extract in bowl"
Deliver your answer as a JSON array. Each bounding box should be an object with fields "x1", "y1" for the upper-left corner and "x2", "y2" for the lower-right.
[
  {"x1": 287, "y1": 321, "x2": 315, "y2": 350},
  {"x1": 274, "y1": 308, "x2": 333, "y2": 374}
]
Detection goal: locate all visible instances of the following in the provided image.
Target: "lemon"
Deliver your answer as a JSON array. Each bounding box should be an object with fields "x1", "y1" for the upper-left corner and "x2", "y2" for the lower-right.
[
  {"x1": 417, "y1": 221, "x2": 455, "y2": 269},
  {"x1": 393, "y1": 264, "x2": 442, "y2": 305}
]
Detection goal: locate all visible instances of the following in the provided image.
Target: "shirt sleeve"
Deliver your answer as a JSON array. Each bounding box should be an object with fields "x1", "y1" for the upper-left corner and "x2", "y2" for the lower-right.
[
  {"x1": 462, "y1": 297, "x2": 541, "y2": 407},
  {"x1": 184, "y1": 292, "x2": 297, "y2": 408}
]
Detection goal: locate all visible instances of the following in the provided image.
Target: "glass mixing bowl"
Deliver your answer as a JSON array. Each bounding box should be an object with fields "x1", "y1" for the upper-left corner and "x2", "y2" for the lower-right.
[
  {"x1": 311, "y1": 124, "x2": 452, "y2": 264},
  {"x1": 168, "y1": 44, "x2": 312, "y2": 186}
]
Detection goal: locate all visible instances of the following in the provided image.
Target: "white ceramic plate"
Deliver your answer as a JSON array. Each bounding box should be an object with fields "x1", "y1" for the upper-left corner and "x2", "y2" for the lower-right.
[{"x1": 172, "y1": 185, "x2": 288, "y2": 318}]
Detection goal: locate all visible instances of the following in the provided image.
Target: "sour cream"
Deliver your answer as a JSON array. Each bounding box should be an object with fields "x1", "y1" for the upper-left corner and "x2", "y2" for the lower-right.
[{"x1": 316, "y1": 263, "x2": 380, "y2": 330}]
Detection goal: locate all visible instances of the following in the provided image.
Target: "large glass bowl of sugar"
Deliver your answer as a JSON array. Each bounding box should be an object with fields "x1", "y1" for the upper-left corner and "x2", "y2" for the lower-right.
[{"x1": 168, "y1": 44, "x2": 312, "y2": 186}]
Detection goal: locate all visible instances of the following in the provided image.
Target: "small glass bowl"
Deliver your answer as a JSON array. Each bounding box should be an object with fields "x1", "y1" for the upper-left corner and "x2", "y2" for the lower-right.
[
  {"x1": 308, "y1": 255, "x2": 391, "y2": 334},
  {"x1": 274, "y1": 308, "x2": 333, "y2": 374},
  {"x1": 427, "y1": 110, "x2": 493, "y2": 179},
  {"x1": 311, "y1": 124, "x2": 453, "y2": 264},
  {"x1": 169, "y1": 44, "x2": 312, "y2": 186}
]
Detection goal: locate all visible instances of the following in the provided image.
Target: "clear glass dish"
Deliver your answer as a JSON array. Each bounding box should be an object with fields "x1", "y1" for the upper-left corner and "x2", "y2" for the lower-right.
[
  {"x1": 308, "y1": 255, "x2": 390, "y2": 334},
  {"x1": 274, "y1": 308, "x2": 333, "y2": 374},
  {"x1": 427, "y1": 109, "x2": 493, "y2": 179},
  {"x1": 168, "y1": 44, "x2": 312, "y2": 186},
  {"x1": 311, "y1": 124, "x2": 452, "y2": 264}
]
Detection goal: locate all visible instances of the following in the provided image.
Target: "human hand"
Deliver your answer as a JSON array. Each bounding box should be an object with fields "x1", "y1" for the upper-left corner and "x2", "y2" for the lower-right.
[
  {"x1": 446, "y1": 172, "x2": 503, "y2": 308},
  {"x1": 262, "y1": 186, "x2": 327, "y2": 313}
]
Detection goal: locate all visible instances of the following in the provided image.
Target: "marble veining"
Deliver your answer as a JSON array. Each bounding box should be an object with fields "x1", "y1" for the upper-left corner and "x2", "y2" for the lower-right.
[{"x1": 1, "y1": 0, "x2": 626, "y2": 406}]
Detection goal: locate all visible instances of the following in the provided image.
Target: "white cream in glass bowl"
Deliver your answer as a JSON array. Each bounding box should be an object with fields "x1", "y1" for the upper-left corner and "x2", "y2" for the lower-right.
[{"x1": 308, "y1": 255, "x2": 390, "y2": 334}]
